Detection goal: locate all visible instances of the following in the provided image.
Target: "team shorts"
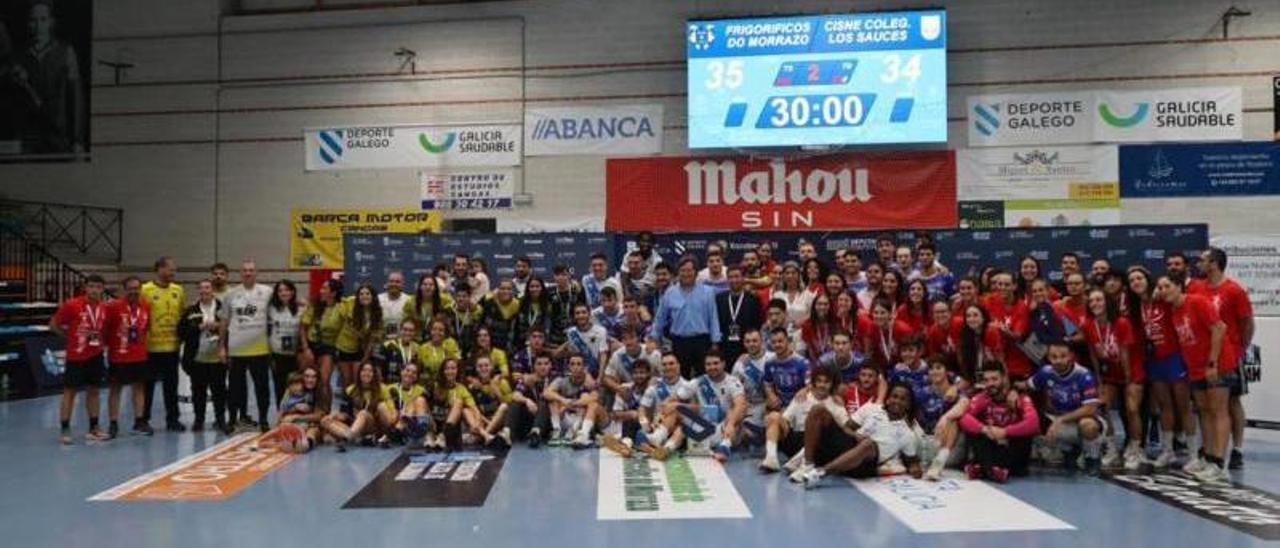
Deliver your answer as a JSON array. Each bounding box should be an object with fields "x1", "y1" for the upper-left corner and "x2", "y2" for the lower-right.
[
  {"x1": 63, "y1": 358, "x2": 105, "y2": 389},
  {"x1": 108, "y1": 362, "x2": 151, "y2": 385},
  {"x1": 1101, "y1": 357, "x2": 1146, "y2": 385},
  {"x1": 1191, "y1": 370, "x2": 1240, "y2": 392},
  {"x1": 1230, "y1": 356, "x2": 1249, "y2": 397},
  {"x1": 309, "y1": 343, "x2": 336, "y2": 359},
  {"x1": 813, "y1": 428, "x2": 880, "y2": 478},
  {"x1": 336, "y1": 350, "x2": 363, "y2": 362},
  {"x1": 1040, "y1": 413, "x2": 1106, "y2": 450},
  {"x1": 1145, "y1": 353, "x2": 1187, "y2": 383}
]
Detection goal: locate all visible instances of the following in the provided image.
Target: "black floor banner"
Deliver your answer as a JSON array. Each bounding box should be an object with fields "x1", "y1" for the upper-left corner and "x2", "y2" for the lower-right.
[
  {"x1": 1104, "y1": 471, "x2": 1280, "y2": 540},
  {"x1": 343, "y1": 449, "x2": 507, "y2": 509}
]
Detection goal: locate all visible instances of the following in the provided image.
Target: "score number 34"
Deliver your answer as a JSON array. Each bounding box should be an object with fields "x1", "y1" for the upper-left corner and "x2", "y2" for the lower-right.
[{"x1": 703, "y1": 54, "x2": 920, "y2": 90}]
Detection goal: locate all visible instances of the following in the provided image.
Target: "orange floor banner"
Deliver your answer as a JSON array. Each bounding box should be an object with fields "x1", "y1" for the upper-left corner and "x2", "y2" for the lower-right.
[{"x1": 88, "y1": 433, "x2": 297, "y2": 502}]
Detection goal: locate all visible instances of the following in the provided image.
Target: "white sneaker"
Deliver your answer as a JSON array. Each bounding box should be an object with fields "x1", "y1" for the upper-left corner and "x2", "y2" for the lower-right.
[
  {"x1": 571, "y1": 432, "x2": 593, "y2": 449},
  {"x1": 1152, "y1": 448, "x2": 1175, "y2": 469},
  {"x1": 1101, "y1": 446, "x2": 1122, "y2": 469},
  {"x1": 801, "y1": 467, "x2": 827, "y2": 489},
  {"x1": 1192, "y1": 462, "x2": 1227, "y2": 484},
  {"x1": 789, "y1": 463, "x2": 813, "y2": 483},
  {"x1": 783, "y1": 452, "x2": 805, "y2": 473},
  {"x1": 879, "y1": 460, "x2": 907, "y2": 476},
  {"x1": 925, "y1": 459, "x2": 945, "y2": 481},
  {"x1": 759, "y1": 456, "x2": 781, "y2": 473},
  {"x1": 1124, "y1": 451, "x2": 1146, "y2": 471},
  {"x1": 1182, "y1": 456, "x2": 1207, "y2": 474}
]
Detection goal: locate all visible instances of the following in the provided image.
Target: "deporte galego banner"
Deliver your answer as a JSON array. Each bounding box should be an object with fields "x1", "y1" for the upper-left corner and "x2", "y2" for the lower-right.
[
  {"x1": 304, "y1": 123, "x2": 521, "y2": 171},
  {"x1": 968, "y1": 87, "x2": 1243, "y2": 147},
  {"x1": 606, "y1": 151, "x2": 957, "y2": 232},
  {"x1": 525, "y1": 104, "x2": 663, "y2": 156}
]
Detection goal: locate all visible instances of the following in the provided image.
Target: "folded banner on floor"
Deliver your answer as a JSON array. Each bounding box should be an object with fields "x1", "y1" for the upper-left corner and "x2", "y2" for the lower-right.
[
  {"x1": 343, "y1": 449, "x2": 507, "y2": 509},
  {"x1": 852, "y1": 475, "x2": 1074, "y2": 533},
  {"x1": 606, "y1": 151, "x2": 957, "y2": 231},
  {"x1": 596, "y1": 450, "x2": 751, "y2": 520},
  {"x1": 88, "y1": 433, "x2": 296, "y2": 502},
  {"x1": 1105, "y1": 472, "x2": 1280, "y2": 540}
]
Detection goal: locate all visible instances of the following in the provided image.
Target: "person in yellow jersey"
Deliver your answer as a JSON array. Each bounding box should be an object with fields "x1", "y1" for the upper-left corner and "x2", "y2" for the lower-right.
[
  {"x1": 417, "y1": 319, "x2": 460, "y2": 382},
  {"x1": 141, "y1": 257, "x2": 186, "y2": 431},
  {"x1": 334, "y1": 283, "x2": 383, "y2": 396},
  {"x1": 219, "y1": 259, "x2": 275, "y2": 432},
  {"x1": 468, "y1": 325, "x2": 511, "y2": 380},
  {"x1": 374, "y1": 318, "x2": 421, "y2": 383},
  {"x1": 379, "y1": 363, "x2": 430, "y2": 448},
  {"x1": 428, "y1": 358, "x2": 484, "y2": 451},
  {"x1": 405, "y1": 274, "x2": 454, "y2": 342},
  {"x1": 449, "y1": 284, "x2": 483, "y2": 354},
  {"x1": 300, "y1": 279, "x2": 343, "y2": 405},
  {"x1": 320, "y1": 361, "x2": 387, "y2": 452},
  {"x1": 469, "y1": 354, "x2": 513, "y2": 448}
]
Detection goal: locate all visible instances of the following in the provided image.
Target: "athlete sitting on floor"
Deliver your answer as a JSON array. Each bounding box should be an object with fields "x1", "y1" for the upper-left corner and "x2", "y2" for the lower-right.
[
  {"x1": 635, "y1": 353, "x2": 691, "y2": 459},
  {"x1": 731, "y1": 328, "x2": 773, "y2": 446},
  {"x1": 960, "y1": 362, "x2": 1040, "y2": 483},
  {"x1": 469, "y1": 354, "x2": 513, "y2": 448},
  {"x1": 320, "y1": 362, "x2": 387, "y2": 452},
  {"x1": 598, "y1": 358, "x2": 654, "y2": 457},
  {"x1": 428, "y1": 358, "x2": 484, "y2": 451},
  {"x1": 545, "y1": 355, "x2": 597, "y2": 447},
  {"x1": 917, "y1": 357, "x2": 968, "y2": 481},
  {"x1": 259, "y1": 369, "x2": 325, "y2": 454},
  {"x1": 759, "y1": 367, "x2": 844, "y2": 474},
  {"x1": 380, "y1": 363, "x2": 430, "y2": 448},
  {"x1": 501, "y1": 353, "x2": 554, "y2": 448},
  {"x1": 681, "y1": 351, "x2": 748, "y2": 462},
  {"x1": 791, "y1": 381, "x2": 925, "y2": 489}
]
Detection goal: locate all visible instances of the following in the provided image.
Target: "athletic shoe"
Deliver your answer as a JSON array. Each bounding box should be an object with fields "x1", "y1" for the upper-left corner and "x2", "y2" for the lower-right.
[
  {"x1": 964, "y1": 463, "x2": 983, "y2": 480},
  {"x1": 1124, "y1": 451, "x2": 1146, "y2": 471},
  {"x1": 377, "y1": 435, "x2": 391, "y2": 449},
  {"x1": 783, "y1": 452, "x2": 805, "y2": 473},
  {"x1": 712, "y1": 443, "x2": 731, "y2": 463},
  {"x1": 1193, "y1": 462, "x2": 1228, "y2": 484},
  {"x1": 789, "y1": 463, "x2": 812, "y2": 483},
  {"x1": 461, "y1": 433, "x2": 479, "y2": 446},
  {"x1": 602, "y1": 434, "x2": 633, "y2": 458},
  {"x1": 107, "y1": 422, "x2": 119, "y2": 440},
  {"x1": 219, "y1": 422, "x2": 234, "y2": 436},
  {"x1": 1082, "y1": 457, "x2": 1102, "y2": 476},
  {"x1": 800, "y1": 467, "x2": 826, "y2": 489},
  {"x1": 1101, "y1": 446, "x2": 1122, "y2": 469},
  {"x1": 528, "y1": 429, "x2": 543, "y2": 449},
  {"x1": 238, "y1": 417, "x2": 258, "y2": 429},
  {"x1": 571, "y1": 433, "x2": 594, "y2": 450},
  {"x1": 925, "y1": 459, "x2": 945, "y2": 481},
  {"x1": 167, "y1": 421, "x2": 187, "y2": 433},
  {"x1": 133, "y1": 422, "x2": 154, "y2": 436},
  {"x1": 87, "y1": 428, "x2": 109, "y2": 442},
  {"x1": 1173, "y1": 438, "x2": 1188, "y2": 457},
  {"x1": 191, "y1": 422, "x2": 205, "y2": 433},
  {"x1": 647, "y1": 445, "x2": 670, "y2": 461},
  {"x1": 1182, "y1": 456, "x2": 1207, "y2": 474},
  {"x1": 59, "y1": 428, "x2": 73, "y2": 445},
  {"x1": 497, "y1": 430, "x2": 513, "y2": 449},
  {"x1": 259, "y1": 424, "x2": 271, "y2": 434},
  {"x1": 335, "y1": 442, "x2": 347, "y2": 453},
  {"x1": 1152, "y1": 448, "x2": 1175, "y2": 469},
  {"x1": 988, "y1": 466, "x2": 1010, "y2": 484},
  {"x1": 878, "y1": 461, "x2": 906, "y2": 476},
  {"x1": 1229, "y1": 449, "x2": 1244, "y2": 470},
  {"x1": 759, "y1": 456, "x2": 781, "y2": 473}
]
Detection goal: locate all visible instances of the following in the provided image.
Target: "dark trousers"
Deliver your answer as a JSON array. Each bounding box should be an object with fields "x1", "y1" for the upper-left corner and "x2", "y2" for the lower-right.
[
  {"x1": 184, "y1": 359, "x2": 227, "y2": 426},
  {"x1": 229, "y1": 355, "x2": 272, "y2": 424},
  {"x1": 270, "y1": 353, "x2": 297, "y2": 408},
  {"x1": 505, "y1": 400, "x2": 551, "y2": 441},
  {"x1": 143, "y1": 352, "x2": 181, "y2": 425},
  {"x1": 967, "y1": 434, "x2": 1033, "y2": 476},
  {"x1": 721, "y1": 341, "x2": 746, "y2": 373},
  {"x1": 671, "y1": 333, "x2": 712, "y2": 378}
]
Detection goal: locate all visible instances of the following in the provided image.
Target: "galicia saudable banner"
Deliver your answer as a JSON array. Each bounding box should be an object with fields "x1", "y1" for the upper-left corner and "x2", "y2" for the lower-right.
[
  {"x1": 605, "y1": 151, "x2": 957, "y2": 232},
  {"x1": 1119, "y1": 142, "x2": 1280, "y2": 198},
  {"x1": 525, "y1": 104, "x2": 663, "y2": 156},
  {"x1": 304, "y1": 124, "x2": 521, "y2": 171}
]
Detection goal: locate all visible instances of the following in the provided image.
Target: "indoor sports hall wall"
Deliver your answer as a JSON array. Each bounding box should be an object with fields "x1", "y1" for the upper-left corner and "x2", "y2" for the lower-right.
[{"x1": 0, "y1": 0, "x2": 1277, "y2": 270}]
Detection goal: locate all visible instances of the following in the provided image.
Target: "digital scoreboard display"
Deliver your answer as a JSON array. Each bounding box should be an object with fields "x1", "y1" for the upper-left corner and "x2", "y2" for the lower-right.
[{"x1": 687, "y1": 10, "x2": 947, "y2": 149}]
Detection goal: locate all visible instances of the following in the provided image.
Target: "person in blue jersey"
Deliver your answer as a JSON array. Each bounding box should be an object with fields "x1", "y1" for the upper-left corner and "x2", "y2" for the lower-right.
[
  {"x1": 910, "y1": 243, "x2": 955, "y2": 302},
  {"x1": 731, "y1": 328, "x2": 773, "y2": 444},
  {"x1": 581, "y1": 253, "x2": 620, "y2": 310},
  {"x1": 653, "y1": 257, "x2": 722, "y2": 378},
  {"x1": 818, "y1": 331, "x2": 864, "y2": 387},
  {"x1": 555, "y1": 303, "x2": 609, "y2": 381},
  {"x1": 1025, "y1": 340, "x2": 1105, "y2": 474},
  {"x1": 635, "y1": 352, "x2": 691, "y2": 459},
  {"x1": 917, "y1": 358, "x2": 967, "y2": 480},
  {"x1": 764, "y1": 327, "x2": 810, "y2": 412},
  {"x1": 597, "y1": 358, "x2": 655, "y2": 457},
  {"x1": 759, "y1": 367, "x2": 845, "y2": 474},
  {"x1": 888, "y1": 336, "x2": 930, "y2": 399},
  {"x1": 677, "y1": 351, "x2": 748, "y2": 463},
  {"x1": 590, "y1": 286, "x2": 626, "y2": 343}
]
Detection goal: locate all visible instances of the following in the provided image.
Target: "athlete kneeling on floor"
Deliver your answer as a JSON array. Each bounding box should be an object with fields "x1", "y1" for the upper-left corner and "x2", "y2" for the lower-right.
[
  {"x1": 1025, "y1": 341, "x2": 1105, "y2": 474},
  {"x1": 791, "y1": 381, "x2": 925, "y2": 489}
]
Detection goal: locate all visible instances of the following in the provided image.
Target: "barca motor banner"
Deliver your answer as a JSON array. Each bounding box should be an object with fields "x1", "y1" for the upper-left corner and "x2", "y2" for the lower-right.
[
  {"x1": 605, "y1": 151, "x2": 957, "y2": 232},
  {"x1": 525, "y1": 104, "x2": 664, "y2": 156},
  {"x1": 290, "y1": 208, "x2": 442, "y2": 270},
  {"x1": 1119, "y1": 142, "x2": 1280, "y2": 198},
  {"x1": 304, "y1": 123, "x2": 521, "y2": 171}
]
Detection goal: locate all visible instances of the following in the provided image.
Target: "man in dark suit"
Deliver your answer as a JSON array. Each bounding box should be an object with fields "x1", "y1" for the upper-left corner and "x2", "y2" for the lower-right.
[{"x1": 716, "y1": 265, "x2": 763, "y2": 368}]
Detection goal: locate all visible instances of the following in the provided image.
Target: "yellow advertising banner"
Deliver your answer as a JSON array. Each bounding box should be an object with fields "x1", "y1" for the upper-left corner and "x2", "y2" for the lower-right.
[{"x1": 290, "y1": 208, "x2": 442, "y2": 270}]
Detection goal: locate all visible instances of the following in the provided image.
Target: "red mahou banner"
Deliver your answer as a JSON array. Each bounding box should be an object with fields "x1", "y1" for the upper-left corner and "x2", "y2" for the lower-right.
[{"x1": 606, "y1": 151, "x2": 957, "y2": 232}]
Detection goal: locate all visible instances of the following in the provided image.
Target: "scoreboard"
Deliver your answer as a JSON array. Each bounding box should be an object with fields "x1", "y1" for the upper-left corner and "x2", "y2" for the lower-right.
[{"x1": 687, "y1": 10, "x2": 947, "y2": 149}]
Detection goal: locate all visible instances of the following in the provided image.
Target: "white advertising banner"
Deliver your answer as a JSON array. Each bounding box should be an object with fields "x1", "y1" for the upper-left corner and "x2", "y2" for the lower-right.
[
  {"x1": 525, "y1": 104, "x2": 663, "y2": 156},
  {"x1": 420, "y1": 169, "x2": 517, "y2": 210},
  {"x1": 967, "y1": 91, "x2": 1095, "y2": 147},
  {"x1": 958, "y1": 145, "x2": 1118, "y2": 200},
  {"x1": 852, "y1": 475, "x2": 1075, "y2": 533},
  {"x1": 1095, "y1": 87, "x2": 1242, "y2": 143},
  {"x1": 304, "y1": 124, "x2": 521, "y2": 171},
  {"x1": 596, "y1": 451, "x2": 751, "y2": 520},
  {"x1": 1208, "y1": 234, "x2": 1280, "y2": 316}
]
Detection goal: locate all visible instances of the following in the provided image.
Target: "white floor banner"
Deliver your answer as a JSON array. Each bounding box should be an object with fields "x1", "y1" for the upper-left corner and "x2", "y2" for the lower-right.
[
  {"x1": 596, "y1": 450, "x2": 751, "y2": 520},
  {"x1": 852, "y1": 475, "x2": 1075, "y2": 533}
]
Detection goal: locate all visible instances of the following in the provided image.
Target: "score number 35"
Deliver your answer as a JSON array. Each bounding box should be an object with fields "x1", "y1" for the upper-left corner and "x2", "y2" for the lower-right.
[
  {"x1": 704, "y1": 54, "x2": 920, "y2": 89},
  {"x1": 704, "y1": 60, "x2": 744, "y2": 90}
]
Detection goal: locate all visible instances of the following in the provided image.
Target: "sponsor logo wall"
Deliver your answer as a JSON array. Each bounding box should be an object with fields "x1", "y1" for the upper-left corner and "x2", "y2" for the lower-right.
[
  {"x1": 958, "y1": 145, "x2": 1119, "y2": 228},
  {"x1": 615, "y1": 224, "x2": 1207, "y2": 283},
  {"x1": 968, "y1": 87, "x2": 1243, "y2": 147},
  {"x1": 606, "y1": 151, "x2": 957, "y2": 232},
  {"x1": 290, "y1": 208, "x2": 442, "y2": 270},
  {"x1": 90, "y1": 434, "x2": 296, "y2": 502},
  {"x1": 1119, "y1": 142, "x2": 1280, "y2": 198},
  {"x1": 304, "y1": 124, "x2": 521, "y2": 171},
  {"x1": 343, "y1": 232, "x2": 612, "y2": 291},
  {"x1": 596, "y1": 450, "x2": 751, "y2": 520},
  {"x1": 420, "y1": 169, "x2": 516, "y2": 210},
  {"x1": 525, "y1": 104, "x2": 664, "y2": 156}
]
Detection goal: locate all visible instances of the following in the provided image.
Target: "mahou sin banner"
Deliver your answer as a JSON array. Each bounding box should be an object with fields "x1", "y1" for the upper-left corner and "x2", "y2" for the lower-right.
[{"x1": 605, "y1": 151, "x2": 956, "y2": 231}]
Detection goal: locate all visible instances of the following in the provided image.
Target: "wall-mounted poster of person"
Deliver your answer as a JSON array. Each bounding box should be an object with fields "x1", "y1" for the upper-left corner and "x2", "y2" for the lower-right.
[{"x1": 0, "y1": 0, "x2": 91, "y2": 161}]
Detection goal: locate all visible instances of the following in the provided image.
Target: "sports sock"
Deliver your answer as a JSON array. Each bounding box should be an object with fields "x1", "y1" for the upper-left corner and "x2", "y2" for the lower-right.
[
  {"x1": 935, "y1": 448, "x2": 951, "y2": 466},
  {"x1": 580, "y1": 419, "x2": 595, "y2": 437},
  {"x1": 551, "y1": 412, "x2": 562, "y2": 432},
  {"x1": 649, "y1": 425, "x2": 669, "y2": 446},
  {"x1": 1158, "y1": 430, "x2": 1173, "y2": 452},
  {"x1": 765, "y1": 440, "x2": 778, "y2": 462},
  {"x1": 1083, "y1": 437, "x2": 1102, "y2": 459}
]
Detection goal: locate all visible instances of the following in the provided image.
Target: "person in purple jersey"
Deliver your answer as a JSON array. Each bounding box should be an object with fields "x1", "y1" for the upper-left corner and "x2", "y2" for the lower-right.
[
  {"x1": 764, "y1": 327, "x2": 810, "y2": 411},
  {"x1": 888, "y1": 336, "x2": 929, "y2": 399},
  {"x1": 1025, "y1": 340, "x2": 1105, "y2": 475}
]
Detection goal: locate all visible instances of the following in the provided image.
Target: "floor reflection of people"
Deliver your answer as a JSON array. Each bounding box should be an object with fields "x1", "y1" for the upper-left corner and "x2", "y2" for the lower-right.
[{"x1": 16, "y1": 0, "x2": 85, "y2": 154}]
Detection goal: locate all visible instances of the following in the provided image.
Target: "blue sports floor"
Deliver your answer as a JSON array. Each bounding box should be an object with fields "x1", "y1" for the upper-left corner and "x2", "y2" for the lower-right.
[{"x1": 1, "y1": 394, "x2": 1277, "y2": 548}]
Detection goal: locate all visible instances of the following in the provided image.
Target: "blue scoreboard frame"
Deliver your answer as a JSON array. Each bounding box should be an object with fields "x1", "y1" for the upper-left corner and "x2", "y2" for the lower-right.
[{"x1": 687, "y1": 10, "x2": 948, "y2": 149}]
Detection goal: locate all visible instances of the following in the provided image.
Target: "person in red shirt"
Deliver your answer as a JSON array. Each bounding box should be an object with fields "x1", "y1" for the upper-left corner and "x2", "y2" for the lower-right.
[
  {"x1": 1015, "y1": 256, "x2": 1060, "y2": 306},
  {"x1": 1191, "y1": 247, "x2": 1255, "y2": 470},
  {"x1": 895, "y1": 279, "x2": 932, "y2": 336},
  {"x1": 955, "y1": 304, "x2": 1004, "y2": 383},
  {"x1": 1081, "y1": 289, "x2": 1143, "y2": 470},
  {"x1": 801, "y1": 293, "x2": 835, "y2": 363},
  {"x1": 49, "y1": 274, "x2": 109, "y2": 445},
  {"x1": 926, "y1": 300, "x2": 960, "y2": 363},
  {"x1": 103, "y1": 276, "x2": 151, "y2": 439},
  {"x1": 950, "y1": 276, "x2": 981, "y2": 319},
  {"x1": 983, "y1": 272, "x2": 1032, "y2": 379},
  {"x1": 1159, "y1": 274, "x2": 1233, "y2": 484},
  {"x1": 1126, "y1": 266, "x2": 1191, "y2": 469},
  {"x1": 863, "y1": 297, "x2": 914, "y2": 373},
  {"x1": 1054, "y1": 272, "x2": 1090, "y2": 351},
  {"x1": 842, "y1": 365, "x2": 885, "y2": 416}
]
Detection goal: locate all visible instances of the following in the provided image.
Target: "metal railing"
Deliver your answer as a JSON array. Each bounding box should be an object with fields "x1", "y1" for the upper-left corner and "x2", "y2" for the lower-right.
[
  {"x1": 0, "y1": 226, "x2": 88, "y2": 303},
  {"x1": 0, "y1": 199, "x2": 123, "y2": 264}
]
